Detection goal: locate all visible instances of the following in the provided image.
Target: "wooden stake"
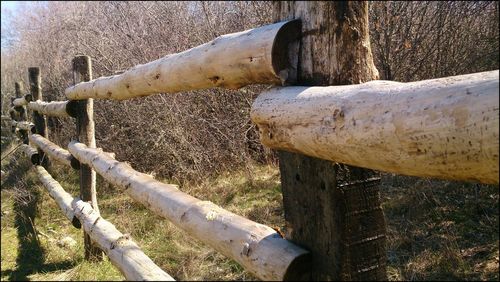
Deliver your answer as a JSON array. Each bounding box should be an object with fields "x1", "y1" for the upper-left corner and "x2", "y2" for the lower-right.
[
  {"x1": 14, "y1": 82, "x2": 29, "y2": 144},
  {"x1": 72, "y1": 55, "x2": 102, "y2": 261},
  {"x1": 29, "y1": 68, "x2": 49, "y2": 167}
]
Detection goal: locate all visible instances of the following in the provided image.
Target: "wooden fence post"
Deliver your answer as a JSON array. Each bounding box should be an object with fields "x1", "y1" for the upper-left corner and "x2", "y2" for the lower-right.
[
  {"x1": 273, "y1": 2, "x2": 387, "y2": 280},
  {"x1": 29, "y1": 68, "x2": 49, "y2": 167},
  {"x1": 72, "y1": 55, "x2": 103, "y2": 261},
  {"x1": 14, "y1": 82, "x2": 29, "y2": 144}
]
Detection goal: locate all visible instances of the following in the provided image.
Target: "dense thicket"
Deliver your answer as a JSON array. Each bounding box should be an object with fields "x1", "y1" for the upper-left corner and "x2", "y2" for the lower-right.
[{"x1": 1, "y1": 1, "x2": 498, "y2": 183}]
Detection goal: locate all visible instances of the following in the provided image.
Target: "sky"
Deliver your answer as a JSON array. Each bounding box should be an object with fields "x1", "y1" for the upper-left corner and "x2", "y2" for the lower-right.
[{"x1": 1, "y1": 1, "x2": 23, "y2": 49}]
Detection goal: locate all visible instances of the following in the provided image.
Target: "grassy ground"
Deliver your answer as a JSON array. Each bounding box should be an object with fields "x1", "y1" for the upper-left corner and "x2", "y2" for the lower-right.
[{"x1": 1, "y1": 136, "x2": 498, "y2": 281}]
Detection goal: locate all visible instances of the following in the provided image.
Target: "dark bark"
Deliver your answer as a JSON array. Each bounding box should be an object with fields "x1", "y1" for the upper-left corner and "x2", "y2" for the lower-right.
[{"x1": 28, "y1": 69, "x2": 49, "y2": 167}]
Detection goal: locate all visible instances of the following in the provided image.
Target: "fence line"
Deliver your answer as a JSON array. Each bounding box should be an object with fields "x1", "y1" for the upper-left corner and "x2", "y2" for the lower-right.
[{"x1": 5, "y1": 13, "x2": 499, "y2": 281}]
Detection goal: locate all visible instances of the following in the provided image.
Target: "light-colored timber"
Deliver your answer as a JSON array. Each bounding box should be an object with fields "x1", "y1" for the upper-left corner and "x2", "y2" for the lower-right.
[
  {"x1": 32, "y1": 165, "x2": 174, "y2": 281},
  {"x1": 20, "y1": 144, "x2": 39, "y2": 164},
  {"x1": 251, "y1": 70, "x2": 500, "y2": 184},
  {"x1": 28, "y1": 100, "x2": 70, "y2": 117},
  {"x1": 13, "y1": 96, "x2": 29, "y2": 107},
  {"x1": 68, "y1": 141, "x2": 310, "y2": 281},
  {"x1": 29, "y1": 134, "x2": 78, "y2": 169},
  {"x1": 34, "y1": 165, "x2": 79, "y2": 225},
  {"x1": 73, "y1": 200, "x2": 175, "y2": 281},
  {"x1": 65, "y1": 20, "x2": 300, "y2": 101}
]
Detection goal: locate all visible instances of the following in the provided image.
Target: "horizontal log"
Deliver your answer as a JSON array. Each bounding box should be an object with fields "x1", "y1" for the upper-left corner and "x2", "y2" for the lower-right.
[
  {"x1": 19, "y1": 144, "x2": 39, "y2": 164},
  {"x1": 14, "y1": 121, "x2": 34, "y2": 131},
  {"x1": 34, "y1": 165, "x2": 80, "y2": 228},
  {"x1": 251, "y1": 70, "x2": 499, "y2": 184},
  {"x1": 13, "y1": 96, "x2": 28, "y2": 107},
  {"x1": 29, "y1": 134, "x2": 79, "y2": 169},
  {"x1": 73, "y1": 200, "x2": 175, "y2": 281},
  {"x1": 68, "y1": 141, "x2": 310, "y2": 281},
  {"x1": 33, "y1": 165, "x2": 173, "y2": 280},
  {"x1": 65, "y1": 20, "x2": 301, "y2": 100},
  {"x1": 28, "y1": 100, "x2": 70, "y2": 117}
]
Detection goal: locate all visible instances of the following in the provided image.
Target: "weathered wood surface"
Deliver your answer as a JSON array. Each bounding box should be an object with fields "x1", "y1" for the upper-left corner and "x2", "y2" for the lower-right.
[
  {"x1": 28, "y1": 100, "x2": 70, "y2": 117},
  {"x1": 65, "y1": 20, "x2": 301, "y2": 101},
  {"x1": 68, "y1": 141, "x2": 310, "y2": 281},
  {"x1": 29, "y1": 67, "x2": 49, "y2": 167},
  {"x1": 73, "y1": 200, "x2": 175, "y2": 281},
  {"x1": 13, "y1": 96, "x2": 29, "y2": 107},
  {"x1": 273, "y1": 2, "x2": 387, "y2": 280},
  {"x1": 29, "y1": 134, "x2": 78, "y2": 169},
  {"x1": 33, "y1": 165, "x2": 173, "y2": 280},
  {"x1": 252, "y1": 70, "x2": 500, "y2": 184},
  {"x1": 20, "y1": 144, "x2": 40, "y2": 165},
  {"x1": 72, "y1": 55, "x2": 102, "y2": 260},
  {"x1": 34, "y1": 165, "x2": 80, "y2": 227}
]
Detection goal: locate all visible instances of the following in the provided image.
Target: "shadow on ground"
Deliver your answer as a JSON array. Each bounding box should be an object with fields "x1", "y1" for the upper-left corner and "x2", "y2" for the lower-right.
[{"x1": 1, "y1": 151, "x2": 75, "y2": 281}]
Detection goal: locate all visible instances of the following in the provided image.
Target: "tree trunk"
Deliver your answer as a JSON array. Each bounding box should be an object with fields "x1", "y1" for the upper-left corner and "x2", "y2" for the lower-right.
[{"x1": 272, "y1": 2, "x2": 387, "y2": 280}]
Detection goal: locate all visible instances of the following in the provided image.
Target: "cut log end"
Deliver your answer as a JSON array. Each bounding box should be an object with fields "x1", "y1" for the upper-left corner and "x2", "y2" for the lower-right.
[
  {"x1": 65, "y1": 100, "x2": 80, "y2": 118},
  {"x1": 283, "y1": 251, "x2": 312, "y2": 281},
  {"x1": 70, "y1": 156, "x2": 81, "y2": 170},
  {"x1": 72, "y1": 216, "x2": 82, "y2": 229},
  {"x1": 272, "y1": 19, "x2": 302, "y2": 85}
]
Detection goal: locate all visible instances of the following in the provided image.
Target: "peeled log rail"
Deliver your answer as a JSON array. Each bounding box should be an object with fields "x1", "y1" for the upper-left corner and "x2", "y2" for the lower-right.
[
  {"x1": 13, "y1": 96, "x2": 30, "y2": 107},
  {"x1": 33, "y1": 166, "x2": 174, "y2": 281},
  {"x1": 28, "y1": 100, "x2": 70, "y2": 117},
  {"x1": 29, "y1": 134, "x2": 78, "y2": 169},
  {"x1": 20, "y1": 144, "x2": 39, "y2": 164},
  {"x1": 251, "y1": 70, "x2": 499, "y2": 184},
  {"x1": 73, "y1": 200, "x2": 175, "y2": 281},
  {"x1": 65, "y1": 20, "x2": 301, "y2": 100},
  {"x1": 34, "y1": 165, "x2": 80, "y2": 227},
  {"x1": 68, "y1": 141, "x2": 310, "y2": 281}
]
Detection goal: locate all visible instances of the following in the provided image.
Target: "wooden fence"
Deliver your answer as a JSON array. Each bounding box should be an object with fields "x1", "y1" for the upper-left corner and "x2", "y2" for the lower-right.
[{"x1": 5, "y1": 15, "x2": 499, "y2": 281}]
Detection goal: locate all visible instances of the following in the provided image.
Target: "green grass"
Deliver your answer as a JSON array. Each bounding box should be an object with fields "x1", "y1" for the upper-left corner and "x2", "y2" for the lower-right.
[{"x1": 1, "y1": 136, "x2": 498, "y2": 281}]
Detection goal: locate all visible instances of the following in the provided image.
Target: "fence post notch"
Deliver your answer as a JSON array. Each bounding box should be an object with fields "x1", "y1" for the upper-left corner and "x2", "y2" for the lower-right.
[{"x1": 72, "y1": 55, "x2": 103, "y2": 261}]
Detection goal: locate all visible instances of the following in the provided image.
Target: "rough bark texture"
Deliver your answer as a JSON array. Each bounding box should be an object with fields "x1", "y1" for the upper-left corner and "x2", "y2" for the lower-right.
[
  {"x1": 29, "y1": 68, "x2": 49, "y2": 167},
  {"x1": 34, "y1": 165, "x2": 81, "y2": 228},
  {"x1": 29, "y1": 134, "x2": 79, "y2": 169},
  {"x1": 252, "y1": 71, "x2": 499, "y2": 184},
  {"x1": 28, "y1": 100, "x2": 70, "y2": 117},
  {"x1": 65, "y1": 20, "x2": 301, "y2": 100},
  {"x1": 72, "y1": 55, "x2": 102, "y2": 261},
  {"x1": 68, "y1": 141, "x2": 310, "y2": 281},
  {"x1": 272, "y1": 1, "x2": 387, "y2": 280}
]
